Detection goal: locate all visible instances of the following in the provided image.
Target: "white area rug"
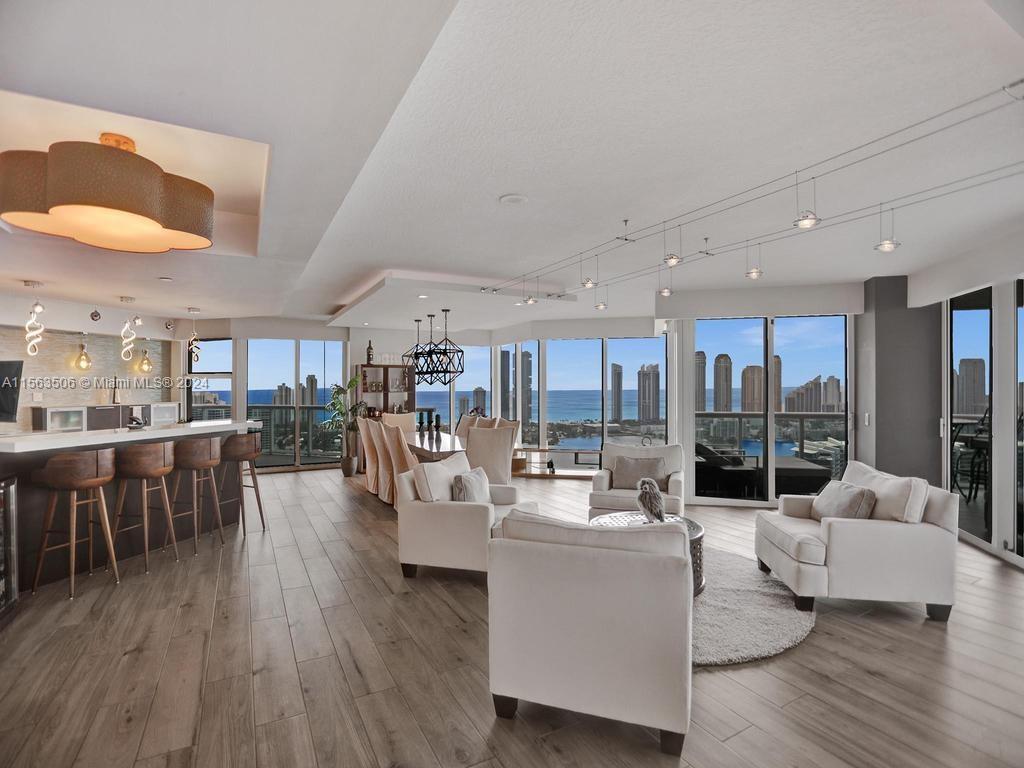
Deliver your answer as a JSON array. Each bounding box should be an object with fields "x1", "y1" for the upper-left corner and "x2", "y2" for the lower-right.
[{"x1": 693, "y1": 548, "x2": 815, "y2": 666}]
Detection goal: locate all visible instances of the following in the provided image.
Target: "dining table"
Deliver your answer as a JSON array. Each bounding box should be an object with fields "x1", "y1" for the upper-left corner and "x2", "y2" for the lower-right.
[{"x1": 405, "y1": 430, "x2": 466, "y2": 462}]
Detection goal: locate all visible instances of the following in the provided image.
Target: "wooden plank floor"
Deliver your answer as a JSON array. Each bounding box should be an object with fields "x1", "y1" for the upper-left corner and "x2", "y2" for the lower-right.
[{"x1": 1, "y1": 469, "x2": 1023, "y2": 768}]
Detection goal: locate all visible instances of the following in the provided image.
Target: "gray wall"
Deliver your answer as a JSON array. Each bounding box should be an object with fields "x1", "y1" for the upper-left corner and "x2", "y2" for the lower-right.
[{"x1": 854, "y1": 276, "x2": 943, "y2": 485}]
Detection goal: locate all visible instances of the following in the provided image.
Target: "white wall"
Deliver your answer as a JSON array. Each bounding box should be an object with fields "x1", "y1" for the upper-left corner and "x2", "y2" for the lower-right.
[
  {"x1": 908, "y1": 225, "x2": 1024, "y2": 307},
  {"x1": 656, "y1": 282, "x2": 865, "y2": 318},
  {"x1": 0, "y1": 291, "x2": 177, "y2": 340}
]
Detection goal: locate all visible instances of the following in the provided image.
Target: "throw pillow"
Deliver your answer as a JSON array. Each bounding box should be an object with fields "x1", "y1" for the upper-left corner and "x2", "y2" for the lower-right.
[
  {"x1": 411, "y1": 451, "x2": 471, "y2": 502},
  {"x1": 452, "y1": 466, "x2": 490, "y2": 503},
  {"x1": 810, "y1": 480, "x2": 876, "y2": 522},
  {"x1": 841, "y1": 460, "x2": 928, "y2": 523},
  {"x1": 612, "y1": 456, "x2": 668, "y2": 491}
]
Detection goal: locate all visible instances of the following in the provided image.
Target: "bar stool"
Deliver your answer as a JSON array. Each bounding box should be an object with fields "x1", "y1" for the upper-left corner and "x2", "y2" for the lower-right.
[
  {"x1": 31, "y1": 448, "x2": 119, "y2": 599},
  {"x1": 168, "y1": 437, "x2": 224, "y2": 555},
  {"x1": 218, "y1": 432, "x2": 266, "y2": 535},
  {"x1": 111, "y1": 441, "x2": 179, "y2": 573}
]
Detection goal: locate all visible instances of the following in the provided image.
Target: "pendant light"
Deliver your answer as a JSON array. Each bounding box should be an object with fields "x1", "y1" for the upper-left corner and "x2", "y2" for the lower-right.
[
  {"x1": 139, "y1": 348, "x2": 154, "y2": 374},
  {"x1": 187, "y1": 307, "x2": 201, "y2": 364},
  {"x1": 75, "y1": 335, "x2": 92, "y2": 371},
  {"x1": 874, "y1": 203, "x2": 901, "y2": 252},
  {"x1": 594, "y1": 285, "x2": 607, "y2": 311},
  {"x1": 434, "y1": 309, "x2": 464, "y2": 385},
  {"x1": 120, "y1": 318, "x2": 137, "y2": 360},
  {"x1": 658, "y1": 263, "x2": 673, "y2": 297},
  {"x1": 24, "y1": 297, "x2": 44, "y2": 356},
  {"x1": 793, "y1": 171, "x2": 821, "y2": 229},
  {"x1": 663, "y1": 222, "x2": 680, "y2": 266},
  {"x1": 525, "y1": 277, "x2": 538, "y2": 305},
  {"x1": 402, "y1": 319, "x2": 431, "y2": 383},
  {"x1": 745, "y1": 241, "x2": 764, "y2": 280},
  {"x1": 580, "y1": 255, "x2": 595, "y2": 289}
]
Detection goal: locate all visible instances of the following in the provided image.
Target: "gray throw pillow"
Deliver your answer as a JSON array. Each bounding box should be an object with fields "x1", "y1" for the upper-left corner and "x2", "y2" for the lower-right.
[
  {"x1": 612, "y1": 456, "x2": 668, "y2": 492},
  {"x1": 811, "y1": 480, "x2": 876, "y2": 522},
  {"x1": 452, "y1": 466, "x2": 490, "y2": 503}
]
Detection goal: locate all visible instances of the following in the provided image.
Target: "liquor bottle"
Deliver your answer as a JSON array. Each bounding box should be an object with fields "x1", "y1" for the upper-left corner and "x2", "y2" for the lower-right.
[{"x1": 366, "y1": 340, "x2": 374, "y2": 364}]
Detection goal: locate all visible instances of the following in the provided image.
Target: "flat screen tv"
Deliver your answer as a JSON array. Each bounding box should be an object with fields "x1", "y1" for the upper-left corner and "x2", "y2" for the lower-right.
[{"x1": 0, "y1": 362, "x2": 24, "y2": 423}]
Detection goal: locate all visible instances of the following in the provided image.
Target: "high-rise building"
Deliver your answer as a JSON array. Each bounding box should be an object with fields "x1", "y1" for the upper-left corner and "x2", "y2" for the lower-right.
[
  {"x1": 522, "y1": 349, "x2": 533, "y2": 424},
  {"x1": 694, "y1": 351, "x2": 706, "y2": 411},
  {"x1": 741, "y1": 365, "x2": 764, "y2": 412},
  {"x1": 773, "y1": 355, "x2": 782, "y2": 412},
  {"x1": 301, "y1": 374, "x2": 318, "y2": 405},
  {"x1": 500, "y1": 349, "x2": 513, "y2": 419},
  {"x1": 457, "y1": 395, "x2": 469, "y2": 417},
  {"x1": 785, "y1": 376, "x2": 822, "y2": 412},
  {"x1": 472, "y1": 386, "x2": 487, "y2": 413},
  {"x1": 637, "y1": 364, "x2": 660, "y2": 423},
  {"x1": 610, "y1": 363, "x2": 623, "y2": 423},
  {"x1": 956, "y1": 358, "x2": 987, "y2": 415},
  {"x1": 713, "y1": 354, "x2": 732, "y2": 412},
  {"x1": 272, "y1": 383, "x2": 294, "y2": 405},
  {"x1": 822, "y1": 375, "x2": 842, "y2": 412}
]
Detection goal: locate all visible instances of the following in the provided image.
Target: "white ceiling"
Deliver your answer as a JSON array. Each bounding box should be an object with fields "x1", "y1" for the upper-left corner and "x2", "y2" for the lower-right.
[{"x1": 1, "y1": 0, "x2": 1023, "y2": 329}]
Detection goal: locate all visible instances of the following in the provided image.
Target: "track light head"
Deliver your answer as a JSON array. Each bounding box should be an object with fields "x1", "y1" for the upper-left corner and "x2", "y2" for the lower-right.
[{"x1": 874, "y1": 239, "x2": 900, "y2": 253}]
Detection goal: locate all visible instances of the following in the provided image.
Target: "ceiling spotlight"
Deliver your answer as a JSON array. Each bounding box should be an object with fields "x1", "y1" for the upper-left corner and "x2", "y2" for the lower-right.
[
  {"x1": 659, "y1": 287, "x2": 672, "y2": 297},
  {"x1": 362, "y1": 322, "x2": 369, "y2": 326},
  {"x1": 480, "y1": 287, "x2": 487, "y2": 292},
  {"x1": 744, "y1": 241, "x2": 765, "y2": 281},
  {"x1": 514, "y1": 301, "x2": 523, "y2": 306},
  {"x1": 498, "y1": 193, "x2": 528, "y2": 205},
  {"x1": 90, "y1": 309, "x2": 102, "y2": 322},
  {"x1": 120, "y1": 296, "x2": 135, "y2": 304},
  {"x1": 132, "y1": 314, "x2": 143, "y2": 326},
  {"x1": 417, "y1": 294, "x2": 429, "y2": 299},
  {"x1": 745, "y1": 266, "x2": 764, "y2": 280},
  {"x1": 794, "y1": 211, "x2": 820, "y2": 229},
  {"x1": 31, "y1": 300, "x2": 45, "y2": 314},
  {"x1": 491, "y1": 288, "x2": 498, "y2": 294},
  {"x1": 874, "y1": 239, "x2": 900, "y2": 253},
  {"x1": 581, "y1": 277, "x2": 595, "y2": 289},
  {"x1": 186, "y1": 306, "x2": 200, "y2": 314},
  {"x1": 164, "y1": 320, "x2": 175, "y2": 331},
  {"x1": 663, "y1": 253, "x2": 680, "y2": 267},
  {"x1": 158, "y1": 276, "x2": 173, "y2": 282},
  {"x1": 525, "y1": 295, "x2": 537, "y2": 305},
  {"x1": 594, "y1": 301, "x2": 607, "y2": 311},
  {"x1": 873, "y1": 203, "x2": 901, "y2": 253}
]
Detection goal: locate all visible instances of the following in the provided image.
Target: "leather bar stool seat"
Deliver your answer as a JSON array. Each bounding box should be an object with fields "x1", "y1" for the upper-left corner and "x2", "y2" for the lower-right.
[
  {"x1": 168, "y1": 437, "x2": 225, "y2": 555},
  {"x1": 31, "y1": 448, "x2": 119, "y2": 599},
  {"x1": 218, "y1": 432, "x2": 266, "y2": 535},
  {"x1": 112, "y1": 441, "x2": 179, "y2": 573}
]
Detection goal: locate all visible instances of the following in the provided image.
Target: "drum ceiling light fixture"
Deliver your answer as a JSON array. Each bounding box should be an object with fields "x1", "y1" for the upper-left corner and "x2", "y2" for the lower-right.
[{"x1": 0, "y1": 132, "x2": 214, "y2": 253}]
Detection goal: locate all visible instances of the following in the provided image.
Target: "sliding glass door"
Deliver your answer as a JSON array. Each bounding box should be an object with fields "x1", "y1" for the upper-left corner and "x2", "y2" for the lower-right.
[
  {"x1": 606, "y1": 336, "x2": 668, "y2": 446},
  {"x1": 950, "y1": 288, "x2": 992, "y2": 541},
  {"x1": 298, "y1": 341, "x2": 344, "y2": 466},
  {"x1": 694, "y1": 318, "x2": 769, "y2": 501}
]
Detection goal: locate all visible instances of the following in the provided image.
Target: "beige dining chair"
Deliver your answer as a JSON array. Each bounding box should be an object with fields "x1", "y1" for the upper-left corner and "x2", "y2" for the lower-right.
[
  {"x1": 382, "y1": 411, "x2": 417, "y2": 434},
  {"x1": 356, "y1": 417, "x2": 379, "y2": 495},
  {"x1": 382, "y1": 422, "x2": 420, "y2": 476},
  {"x1": 366, "y1": 419, "x2": 395, "y2": 504}
]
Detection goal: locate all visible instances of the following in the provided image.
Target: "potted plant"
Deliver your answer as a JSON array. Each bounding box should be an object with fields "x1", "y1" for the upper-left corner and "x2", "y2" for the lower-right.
[{"x1": 325, "y1": 375, "x2": 366, "y2": 477}]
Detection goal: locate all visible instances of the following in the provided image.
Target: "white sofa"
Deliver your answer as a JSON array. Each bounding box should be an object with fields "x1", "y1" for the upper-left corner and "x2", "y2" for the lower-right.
[
  {"x1": 395, "y1": 457, "x2": 537, "y2": 575},
  {"x1": 754, "y1": 461, "x2": 959, "y2": 620},
  {"x1": 589, "y1": 443, "x2": 683, "y2": 519},
  {"x1": 488, "y1": 510, "x2": 692, "y2": 756}
]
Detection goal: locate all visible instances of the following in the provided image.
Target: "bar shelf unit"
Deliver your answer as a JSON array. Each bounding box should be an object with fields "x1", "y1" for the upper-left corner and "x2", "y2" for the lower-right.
[{"x1": 355, "y1": 364, "x2": 416, "y2": 417}]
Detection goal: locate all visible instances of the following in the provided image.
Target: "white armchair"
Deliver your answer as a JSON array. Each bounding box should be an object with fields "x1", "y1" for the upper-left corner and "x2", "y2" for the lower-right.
[
  {"x1": 589, "y1": 443, "x2": 683, "y2": 519},
  {"x1": 755, "y1": 461, "x2": 959, "y2": 619},
  {"x1": 394, "y1": 455, "x2": 537, "y2": 576},
  {"x1": 488, "y1": 510, "x2": 692, "y2": 756}
]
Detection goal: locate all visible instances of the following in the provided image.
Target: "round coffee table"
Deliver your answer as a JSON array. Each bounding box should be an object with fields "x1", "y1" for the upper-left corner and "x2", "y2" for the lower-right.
[{"x1": 589, "y1": 512, "x2": 705, "y2": 596}]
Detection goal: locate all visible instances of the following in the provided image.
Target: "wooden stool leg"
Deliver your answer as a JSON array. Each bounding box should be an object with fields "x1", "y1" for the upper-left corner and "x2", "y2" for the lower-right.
[
  {"x1": 141, "y1": 479, "x2": 150, "y2": 574},
  {"x1": 87, "y1": 489, "x2": 94, "y2": 576},
  {"x1": 112, "y1": 479, "x2": 127, "y2": 544},
  {"x1": 32, "y1": 490, "x2": 58, "y2": 594},
  {"x1": 208, "y1": 469, "x2": 226, "y2": 546},
  {"x1": 95, "y1": 483, "x2": 119, "y2": 584},
  {"x1": 249, "y1": 461, "x2": 267, "y2": 531},
  {"x1": 238, "y1": 463, "x2": 247, "y2": 536},
  {"x1": 191, "y1": 470, "x2": 200, "y2": 556},
  {"x1": 68, "y1": 490, "x2": 77, "y2": 599},
  {"x1": 160, "y1": 478, "x2": 180, "y2": 562}
]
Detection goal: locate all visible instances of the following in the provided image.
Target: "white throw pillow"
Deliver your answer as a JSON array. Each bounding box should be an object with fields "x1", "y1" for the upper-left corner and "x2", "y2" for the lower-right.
[
  {"x1": 841, "y1": 460, "x2": 928, "y2": 523},
  {"x1": 811, "y1": 480, "x2": 876, "y2": 522},
  {"x1": 452, "y1": 466, "x2": 490, "y2": 503},
  {"x1": 411, "y1": 451, "x2": 471, "y2": 502},
  {"x1": 501, "y1": 509, "x2": 689, "y2": 557}
]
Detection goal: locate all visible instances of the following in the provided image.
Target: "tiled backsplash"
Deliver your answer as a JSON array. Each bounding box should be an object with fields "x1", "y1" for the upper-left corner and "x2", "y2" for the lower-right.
[{"x1": 0, "y1": 325, "x2": 174, "y2": 431}]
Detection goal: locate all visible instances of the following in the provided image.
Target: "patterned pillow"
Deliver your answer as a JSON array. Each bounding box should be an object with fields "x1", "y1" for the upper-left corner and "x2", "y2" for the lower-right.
[{"x1": 452, "y1": 466, "x2": 490, "y2": 503}]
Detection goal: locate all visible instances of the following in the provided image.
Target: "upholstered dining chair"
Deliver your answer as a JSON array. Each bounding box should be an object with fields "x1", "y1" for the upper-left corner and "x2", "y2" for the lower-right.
[
  {"x1": 366, "y1": 419, "x2": 395, "y2": 505},
  {"x1": 382, "y1": 423, "x2": 419, "y2": 476},
  {"x1": 466, "y1": 426, "x2": 517, "y2": 484},
  {"x1": 382, "y1": 411, "x2": 417, "y2": 434},
  {"x1": 454, "y1": 414, "x2": 479, "y2": 439},
  {"x1": 356, "y1": 417, "x2": 379, "y2": 495}
]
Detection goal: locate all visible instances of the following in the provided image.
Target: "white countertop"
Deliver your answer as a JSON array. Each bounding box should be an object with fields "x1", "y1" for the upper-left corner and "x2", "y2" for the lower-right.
[{"x1": 0, "y1": 420, "x2": 262, "y2": 454}]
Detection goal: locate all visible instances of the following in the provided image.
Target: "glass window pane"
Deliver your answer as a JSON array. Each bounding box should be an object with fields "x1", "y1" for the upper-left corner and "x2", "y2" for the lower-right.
[
  {"x1": 694, "y1": 318, "x2": 767, "y2": 501},
  {"x1": 416, "y1": 379, "x2": 450, "y2": 432},
  {"x1": 773, "y1": 315, "x2": 847, "y2": 496},
  {"x1": 190, "y1": 339, "x2": 232, "y2": 373},
  {"x1": 546, "y1": 338, "x2": 602, "y2": 471},
  {"x1": 247, "y1": 338, "x2": 296, "y2": 468},
  {"x1": 521, "y1": 341, "x2": 539, "y2": 446},
  {"x1": 455, "y1": 346, "x2": 491, "y2": 423},
  {"x1": 1017, "y1": 280, "x2": 1023, "y2": 557},
  {"x1": 191, "y1": 376, "x2": 232, "y2": 421},
  {"x1": 951, "y1": 288, "x2": 992, "y2": 541},
  {"x1": 499, "y1": 344, "x2": 517, "y2": 422},
  {"x1": 606, "y1": 336, "x2": 667, "y2": 447},
  {"x1": 299, "y1": 340, "x2": 344, "y2": 466}
]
